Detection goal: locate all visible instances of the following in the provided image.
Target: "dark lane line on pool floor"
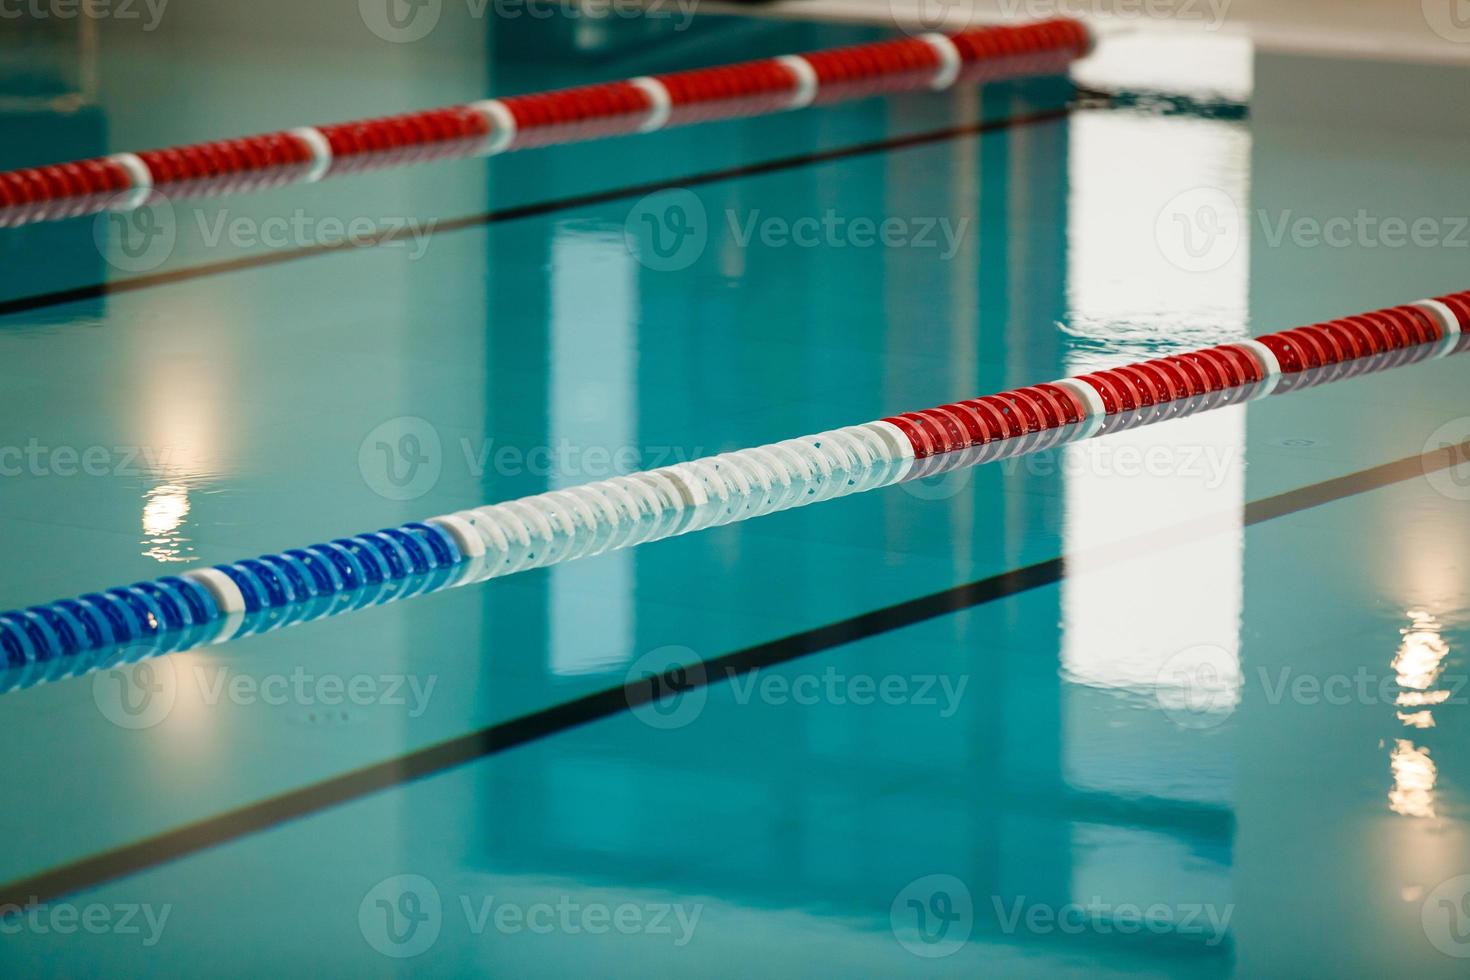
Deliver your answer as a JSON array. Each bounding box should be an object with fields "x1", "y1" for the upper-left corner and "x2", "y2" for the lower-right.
[
  {"x1": 3, "y1": 438, "x2": 1465, "y2": 910},
  {"x1": 0, "y1": 104, "x2": 1074, "y2": 320}
]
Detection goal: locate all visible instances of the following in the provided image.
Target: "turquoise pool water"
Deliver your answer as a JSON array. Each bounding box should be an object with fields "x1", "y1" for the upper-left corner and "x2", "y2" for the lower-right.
[{"x1": 1, "y1": 8, "x2": 1468, "y2": 977}]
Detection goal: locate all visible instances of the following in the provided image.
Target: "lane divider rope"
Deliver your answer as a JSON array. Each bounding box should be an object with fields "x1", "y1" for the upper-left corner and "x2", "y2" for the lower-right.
[
  {"x1": 1, "y1": 290, "x2": 1467, "y2": 691},
  {"x1": 286, "y1": 126, "x2": 335, "y2": 184},
  {"x1": 918, "y1": 33, "x2": 964, "y2": 90},
  {"x1": 0, "y1": 18, "x2": 1092, "y2": 228}
]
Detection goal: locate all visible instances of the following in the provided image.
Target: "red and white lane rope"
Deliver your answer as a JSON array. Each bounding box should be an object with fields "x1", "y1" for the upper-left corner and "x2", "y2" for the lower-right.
[
  {"x1": 0, "y1": 18, "x2": 1093, "y2": 228},
  {"x1": 0, "y1": 289, "x2": 1465, "y2": 685}
]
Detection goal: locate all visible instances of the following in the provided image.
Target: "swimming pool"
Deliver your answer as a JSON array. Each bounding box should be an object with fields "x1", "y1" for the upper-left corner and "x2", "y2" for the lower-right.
[{"x1": 1, "y1": 6, "x2": 1468, "y2": 977}]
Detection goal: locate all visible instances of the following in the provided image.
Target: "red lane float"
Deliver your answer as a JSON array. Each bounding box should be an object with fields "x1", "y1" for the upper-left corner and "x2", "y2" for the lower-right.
[
  {"x1": 882, "y1": 292, "x2": 1470, "y2": 459},
  {"x1": 0, "y1": 18, "x2": 1092, "y2": 226}
]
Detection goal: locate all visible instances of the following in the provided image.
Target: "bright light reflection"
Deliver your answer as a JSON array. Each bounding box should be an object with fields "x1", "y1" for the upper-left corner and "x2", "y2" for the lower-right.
[
  {"x1": 1058, "y1": 42, "x2": 1252, "y2": 816},
  {"x1": 1073, "y1": 31, "x2": 1253, "y2": 105},
  {"x1": 130, "y1": 345, "x2": 221, "y2": 564},
  {"x1": 1393, "y1": 610, "x2": 1449, "y2": 695},
  {"x1": 141, "y1": 484, "x2": 193, "y2": 563},
  {"x1": 1388, "y1": 739, "x2": 1437, "y2": 819},
  {"x1": 1387, "y1": 611, "x2": 1451, "y2": 816},
  {"x1": 1060, "y1": 58, "x2": 1252, "y2": 807}
]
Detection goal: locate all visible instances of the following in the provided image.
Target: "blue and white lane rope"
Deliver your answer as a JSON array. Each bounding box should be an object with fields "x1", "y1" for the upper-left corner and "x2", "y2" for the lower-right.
[
  {"x1": 1, "y1": 301, "x2": 1467, "y2": 693},
  {"x1": 0, "y1": 422, "x2": 914, "y2": 683}
]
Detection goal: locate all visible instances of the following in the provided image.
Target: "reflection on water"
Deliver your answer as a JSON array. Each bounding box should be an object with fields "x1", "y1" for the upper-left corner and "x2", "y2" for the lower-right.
[
  {"x1": 1074, "y1": 31, "x2": 1252, "y2": 106},
  {"x1": 1393, "y1": 611, "x2": 1450, "y2": 707},
  {"x1": 1060, "y1": 45, "x2": 1251, "y2": 813},
  {"x1": 1388, "y1": 739, "x2": 1438, "y2": 820},
  {"x1": 1388, "y1": 611, "x2": 1452, "y2": 817},
  {"x1": 0, "y1": 15, "x2": 96, "y2": 112},
  {"x1": 548, "y1": 225, "x2": 636, "y2": 676},
  {"x1": 1061, "y1": 109, "x2": 1252, "y2": 366},
  {"x1": 129, "y1": 327, "x2": 226, "y2": 564},
  {"x1": 141, "y1": 483, "x2": 193, "y2": 563}
]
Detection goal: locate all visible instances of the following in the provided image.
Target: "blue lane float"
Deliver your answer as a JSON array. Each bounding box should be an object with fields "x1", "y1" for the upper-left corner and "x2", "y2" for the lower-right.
[{"x1": 0, "y1": 522, "x2": 462, "y2": 670}]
